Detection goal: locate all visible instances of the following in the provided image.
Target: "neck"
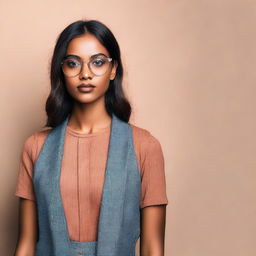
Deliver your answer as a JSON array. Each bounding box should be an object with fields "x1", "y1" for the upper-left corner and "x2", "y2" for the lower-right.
[{"x1": 68, "y1": 99, "x2": 112, "y2": 134}]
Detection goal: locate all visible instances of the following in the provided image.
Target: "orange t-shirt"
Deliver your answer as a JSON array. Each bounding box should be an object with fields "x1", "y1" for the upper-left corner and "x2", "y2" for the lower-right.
[{"x1": 14, "y1": 122, "x2": 169, "y2": 242}]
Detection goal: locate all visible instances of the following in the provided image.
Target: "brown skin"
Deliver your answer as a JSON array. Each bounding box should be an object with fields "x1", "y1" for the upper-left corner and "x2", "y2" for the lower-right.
[
  {"x1": 14, "y1": 198, "x2": 38, "y2": 256},
  {"x1": 140, "y1": 205, "x2": 167, "y2": 256},
  {"x1": 14, "y1": 33, "x2": 167, "y2": 256}
]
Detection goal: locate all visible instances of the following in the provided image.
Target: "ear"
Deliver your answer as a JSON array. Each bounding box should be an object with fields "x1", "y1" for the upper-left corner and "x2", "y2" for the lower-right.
[{"x1": 110, "y1": 61, "x2": 118, "y2": 80}]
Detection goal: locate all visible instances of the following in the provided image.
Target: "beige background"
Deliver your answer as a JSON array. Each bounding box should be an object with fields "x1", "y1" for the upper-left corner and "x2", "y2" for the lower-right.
[{"x1": 1, "y1": 0, "x2": 255, "y2": 255}]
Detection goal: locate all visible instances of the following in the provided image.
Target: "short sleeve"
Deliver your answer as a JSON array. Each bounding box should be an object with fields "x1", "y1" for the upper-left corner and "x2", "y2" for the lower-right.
[
  {"x1": 14, "y1": 134, "x2": 37, "y2": 201},
  {"x1": 140, "y1": 133, "x2": 169, "y2": 209}
]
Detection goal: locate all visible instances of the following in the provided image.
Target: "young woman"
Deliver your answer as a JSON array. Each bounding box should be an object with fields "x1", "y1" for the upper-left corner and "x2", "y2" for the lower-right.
[{"x1": 14, "y1": 19, "x2": 168, "y2": 256}]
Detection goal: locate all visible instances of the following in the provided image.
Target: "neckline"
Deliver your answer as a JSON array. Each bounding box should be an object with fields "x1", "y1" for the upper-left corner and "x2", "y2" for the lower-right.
[{"x1": 66, "y1": 124, "x2": 111, "y2": 137}]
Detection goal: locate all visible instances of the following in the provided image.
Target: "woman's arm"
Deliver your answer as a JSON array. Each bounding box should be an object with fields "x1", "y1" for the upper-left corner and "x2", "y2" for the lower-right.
[
  {"x1": 140, "y1": 204, "x2": 167, "y2": 256},
  {"x1": 14, "y1": 198, "x2": 38, "y2": 256}
]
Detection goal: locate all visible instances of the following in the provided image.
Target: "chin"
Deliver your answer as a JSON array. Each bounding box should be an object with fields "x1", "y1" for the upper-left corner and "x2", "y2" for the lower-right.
[{"x1": 74, "y1": 94, "x2": 104, "y2": 104}]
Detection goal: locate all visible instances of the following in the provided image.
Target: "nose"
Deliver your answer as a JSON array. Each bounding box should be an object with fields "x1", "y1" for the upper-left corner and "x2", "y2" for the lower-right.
[{"x1": 79, "y1": 61, "x2": 93, "y2": 79}]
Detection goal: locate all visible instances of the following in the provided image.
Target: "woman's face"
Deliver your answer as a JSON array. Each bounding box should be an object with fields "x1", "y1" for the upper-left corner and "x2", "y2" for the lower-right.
[{"x1": 63, "y1": 33, "x2": 117, "y2": 104}]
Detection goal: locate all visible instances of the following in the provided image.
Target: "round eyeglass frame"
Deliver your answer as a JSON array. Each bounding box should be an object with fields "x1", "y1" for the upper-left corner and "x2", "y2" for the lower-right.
[{"x1": 60, "y1": 56, "x2": 113, "y2": 77}]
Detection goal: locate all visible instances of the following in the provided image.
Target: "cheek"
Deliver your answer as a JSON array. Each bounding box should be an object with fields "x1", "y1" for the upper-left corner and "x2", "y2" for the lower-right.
[
  {"x1": 64, "y1": 77, "x2": 74, "y2": 86},
  {"x1": 64, "y1": 78, "x2": 75, "y2": 94},
  {"x1": 99, "y1": 76, "x2": 111, "y2": 87},
  {"x1": 93, "y1": 71, "x2": 113, "y2": 89}
]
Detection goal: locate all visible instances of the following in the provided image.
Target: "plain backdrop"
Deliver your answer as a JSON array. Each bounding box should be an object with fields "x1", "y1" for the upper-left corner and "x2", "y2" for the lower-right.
[{"x1": 1, "y1": 0, "x2": 256, "y2": 255}]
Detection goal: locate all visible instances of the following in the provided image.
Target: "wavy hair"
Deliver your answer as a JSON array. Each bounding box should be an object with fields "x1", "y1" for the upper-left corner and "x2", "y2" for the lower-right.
[{"x1": 44, "y1": 19, "x2": 131, "y2": 128}]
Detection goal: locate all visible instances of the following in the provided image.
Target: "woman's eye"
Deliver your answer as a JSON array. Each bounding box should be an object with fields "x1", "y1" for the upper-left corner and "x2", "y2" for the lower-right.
[
  {"x1": 92, "y1": 59, "x2": 105, "y2": 66},
  {"x1": 66, "y1": 60, "x2": 79, "y2": 68}
]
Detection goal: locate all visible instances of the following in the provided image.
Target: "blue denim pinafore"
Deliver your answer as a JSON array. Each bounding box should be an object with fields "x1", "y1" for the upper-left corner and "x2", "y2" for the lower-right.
[{"x1": 33, "y1": 113, "x2": 141, "y2": 256}]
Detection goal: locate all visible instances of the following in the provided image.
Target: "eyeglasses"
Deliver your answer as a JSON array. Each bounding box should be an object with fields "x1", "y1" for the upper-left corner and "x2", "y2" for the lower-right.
[{"x1": 61, "y1": 55, "x2": 113, "y2": 77}]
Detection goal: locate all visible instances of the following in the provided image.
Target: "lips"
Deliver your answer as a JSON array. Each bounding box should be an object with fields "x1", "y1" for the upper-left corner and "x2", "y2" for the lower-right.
[
  {"x1": 77, "y1": 83, "x2": 96, "y2": 88},
  {"x1": 77, "y1": 83, "x2": 96, "y2": 93}
]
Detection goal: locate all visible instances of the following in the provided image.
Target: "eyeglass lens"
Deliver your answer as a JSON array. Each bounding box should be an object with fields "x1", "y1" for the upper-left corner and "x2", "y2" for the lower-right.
[{"x1": 62, "y1": 56, "x2": 111, "y2": 77}]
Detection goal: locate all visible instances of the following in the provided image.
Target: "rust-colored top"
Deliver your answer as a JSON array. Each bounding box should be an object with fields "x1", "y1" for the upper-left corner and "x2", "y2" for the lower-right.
[{"x1": 14, "y1": 122, "x2": 169, "y2": 242}]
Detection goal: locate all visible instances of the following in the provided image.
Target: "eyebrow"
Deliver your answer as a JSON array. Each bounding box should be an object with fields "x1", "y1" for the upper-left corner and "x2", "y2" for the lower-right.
[{"x1": 64, "y1": 53, "x2": 108, "y2": 59}]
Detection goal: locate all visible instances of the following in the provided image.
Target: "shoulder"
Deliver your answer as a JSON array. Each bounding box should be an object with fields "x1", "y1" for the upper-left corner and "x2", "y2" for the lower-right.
[
  {"x1": 130, "y1": 123, "x2": 162, "y2": 149},
  {"x1": 22, "y1": 128, "x2": 52, "y2": 163},
  {"x1": 129, "y1": 123, "x2": 164, "y2": 165}
]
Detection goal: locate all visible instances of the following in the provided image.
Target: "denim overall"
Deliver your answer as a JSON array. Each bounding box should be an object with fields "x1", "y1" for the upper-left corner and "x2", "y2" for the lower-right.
[{"x1": 32, "y1": 113, "x2": 141, "y2": 256}]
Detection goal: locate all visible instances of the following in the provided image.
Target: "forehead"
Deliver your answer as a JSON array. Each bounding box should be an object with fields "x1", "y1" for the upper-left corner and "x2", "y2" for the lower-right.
[{"x1": 66, "y1": 33, "x2": 110, "y2": 58}]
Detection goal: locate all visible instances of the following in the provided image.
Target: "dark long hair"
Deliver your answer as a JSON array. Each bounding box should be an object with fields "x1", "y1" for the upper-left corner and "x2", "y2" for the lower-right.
[{"x1": 44, "y1": 19, "x2": 131, "y2": 128}]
